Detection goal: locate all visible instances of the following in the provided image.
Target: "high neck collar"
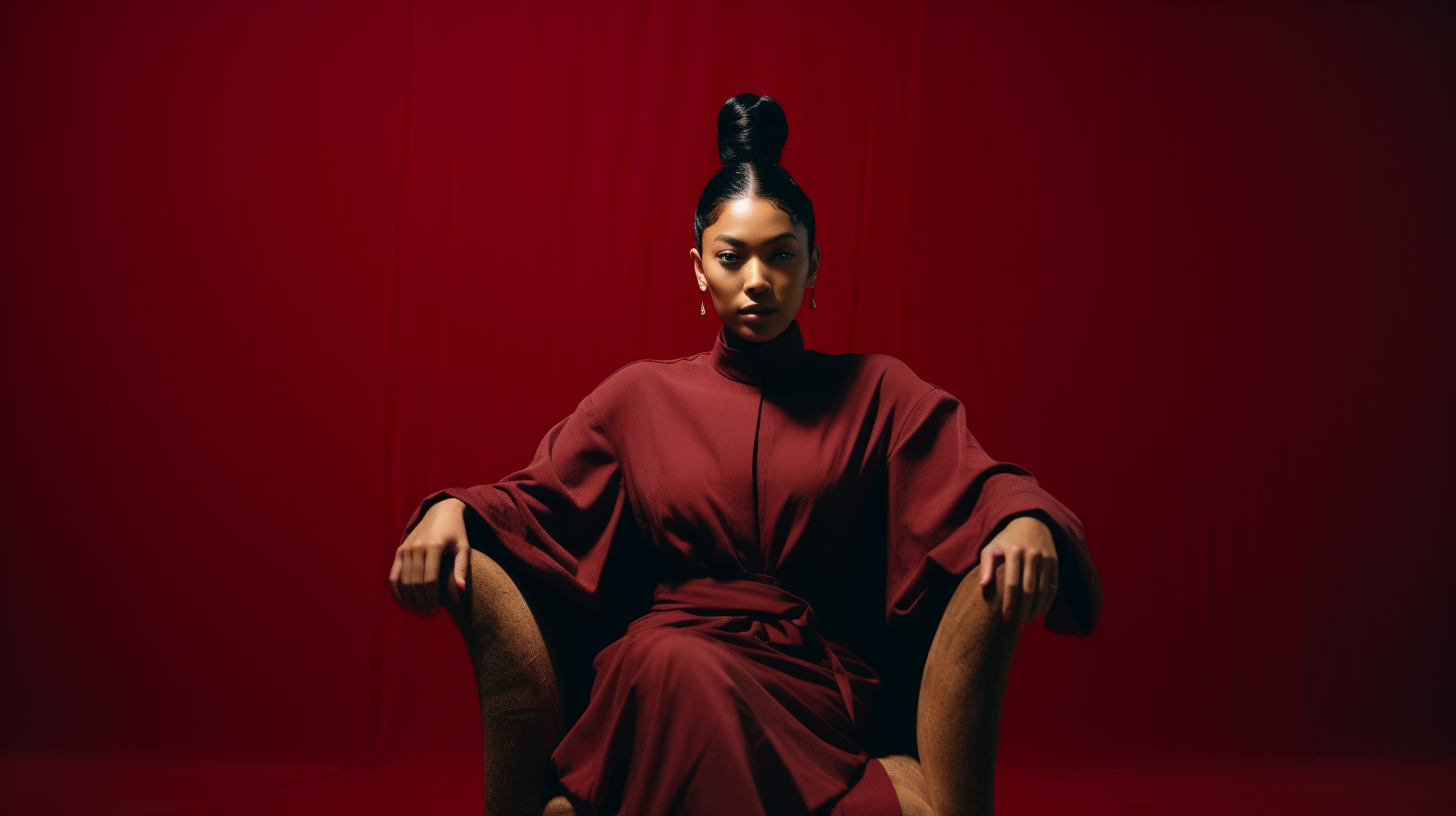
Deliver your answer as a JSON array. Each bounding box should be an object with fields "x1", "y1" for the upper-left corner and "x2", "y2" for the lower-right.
[{"x1": 709, "y1": 319, "x2": 807, "y2": 386}]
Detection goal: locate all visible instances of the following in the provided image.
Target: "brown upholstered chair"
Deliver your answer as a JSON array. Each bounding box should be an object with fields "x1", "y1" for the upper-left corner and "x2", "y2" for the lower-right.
[{"x1": 439, "y1": 511, "x2": 942, "y2": 816}]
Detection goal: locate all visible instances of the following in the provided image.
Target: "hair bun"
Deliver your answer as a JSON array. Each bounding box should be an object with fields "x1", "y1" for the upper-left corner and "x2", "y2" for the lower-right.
[{"x1": 716, "y1": 93, "x2": 789, "y2": 166}]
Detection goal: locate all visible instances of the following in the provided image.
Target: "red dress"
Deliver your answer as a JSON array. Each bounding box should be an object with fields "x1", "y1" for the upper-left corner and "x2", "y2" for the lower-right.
[{"x1": 401, "y1": 319, "x2": 1102, "y2": 816}]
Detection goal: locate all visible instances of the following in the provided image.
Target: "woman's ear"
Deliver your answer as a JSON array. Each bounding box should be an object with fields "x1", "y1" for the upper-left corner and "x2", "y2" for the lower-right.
[
  {"x1": 690, "y1": 248, "x2": 706, "y2": 289},
  {"x1": 807, "y1": 245, "x2": 821, "y2": 286}
]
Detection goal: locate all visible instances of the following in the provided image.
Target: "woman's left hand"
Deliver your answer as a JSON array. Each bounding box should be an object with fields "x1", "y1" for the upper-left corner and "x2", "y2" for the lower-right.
[{"x1": 978, "y1": 515, "x2": 1059, "y2": 625}]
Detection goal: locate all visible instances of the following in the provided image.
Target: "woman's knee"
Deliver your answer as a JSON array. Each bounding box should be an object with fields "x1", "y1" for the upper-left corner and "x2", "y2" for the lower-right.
[{"x1": 619, "y1": 630, "x2": 740, "y2": 698}]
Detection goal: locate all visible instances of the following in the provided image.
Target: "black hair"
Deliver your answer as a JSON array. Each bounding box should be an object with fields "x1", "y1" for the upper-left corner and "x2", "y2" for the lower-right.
[{"x1": 693, "y1": 93, "x2": 816, "y2": 256}]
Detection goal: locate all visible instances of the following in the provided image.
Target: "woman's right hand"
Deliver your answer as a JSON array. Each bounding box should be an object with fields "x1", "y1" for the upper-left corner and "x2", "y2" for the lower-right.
[{"x1": 389, "y1": 497, "x2": 471, "y2": 619}]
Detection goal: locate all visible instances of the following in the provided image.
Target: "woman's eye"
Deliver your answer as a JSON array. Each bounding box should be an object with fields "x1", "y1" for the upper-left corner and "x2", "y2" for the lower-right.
[{"x1": 716, "y1": 251, "x2": 793, "y2": 264}]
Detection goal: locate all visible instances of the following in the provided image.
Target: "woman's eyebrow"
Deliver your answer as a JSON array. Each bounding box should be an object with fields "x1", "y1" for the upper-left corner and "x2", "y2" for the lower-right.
[{"x1": 715, "y1": 232, "x2": 799, "y2": 247}]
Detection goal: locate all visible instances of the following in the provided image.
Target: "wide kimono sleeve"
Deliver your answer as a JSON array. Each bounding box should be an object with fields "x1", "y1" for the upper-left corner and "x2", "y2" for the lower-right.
[
  {"x1": 884, "y1": 385, "x2": 1102, "y2": 637},
  {"x1": 397, "y1": 391, "x2": 639, "y2": 616}
]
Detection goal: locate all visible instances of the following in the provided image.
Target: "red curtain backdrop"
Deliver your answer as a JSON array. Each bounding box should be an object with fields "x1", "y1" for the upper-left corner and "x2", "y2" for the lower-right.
[{"x1": 2, "y1": 0, "x2": 1452, "y2": 813}]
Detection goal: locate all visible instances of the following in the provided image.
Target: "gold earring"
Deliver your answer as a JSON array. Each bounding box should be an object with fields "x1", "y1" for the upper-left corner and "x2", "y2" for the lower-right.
[
  {"x1": 809, "y1": 286, "x2": 817, "y2": 309},
  {"x1": 700, "y1": 289, "x2": 706, "y2": 315}
]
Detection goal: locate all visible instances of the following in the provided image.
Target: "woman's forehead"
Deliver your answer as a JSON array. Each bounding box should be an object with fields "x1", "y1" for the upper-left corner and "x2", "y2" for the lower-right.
[{"x1": 708, "y1": 198, "x2": 803, "y2": 244}]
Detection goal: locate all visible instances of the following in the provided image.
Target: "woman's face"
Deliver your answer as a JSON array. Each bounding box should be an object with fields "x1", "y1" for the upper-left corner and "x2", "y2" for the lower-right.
[{"x1": 691, "y1": 196, "x2": 820, "y2": 343}]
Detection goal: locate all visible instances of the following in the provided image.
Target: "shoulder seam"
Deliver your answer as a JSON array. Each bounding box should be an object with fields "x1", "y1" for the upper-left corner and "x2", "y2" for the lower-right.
[
  {"x1": 582, "y1": 351, "x2": 711, "y2": 460},
  {"x1": 587, "y1": 351, "x2": 941, "y2": 457},
  {"x1": 888, "y1": 384, "x2": 945, "y2": 455},
  {"x1": 587, "y1": 351, "x2": 710, "y2": 395},
  {"x1": 580, "y1": 391, "x2": 620, "y2": 462}
]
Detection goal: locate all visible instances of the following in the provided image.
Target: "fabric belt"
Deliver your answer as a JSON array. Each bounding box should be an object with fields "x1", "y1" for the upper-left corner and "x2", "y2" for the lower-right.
[{"x1": 638, "y1": 572, "x2": 862, "y2": 732}]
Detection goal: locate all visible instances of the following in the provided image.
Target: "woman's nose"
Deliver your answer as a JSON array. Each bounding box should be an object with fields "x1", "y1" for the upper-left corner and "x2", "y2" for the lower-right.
[{"x1": 744, "y1": 260, "x2": 771, "y2": 292}]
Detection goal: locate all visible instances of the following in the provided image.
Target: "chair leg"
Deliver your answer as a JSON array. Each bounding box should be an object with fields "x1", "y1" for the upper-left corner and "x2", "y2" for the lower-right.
[
  {"x1": 441, "y1": 547, "x2": 568, "y2": 816},
  {"x1": 917, "y1": 561, "x2": 1023, "y2": 816}
]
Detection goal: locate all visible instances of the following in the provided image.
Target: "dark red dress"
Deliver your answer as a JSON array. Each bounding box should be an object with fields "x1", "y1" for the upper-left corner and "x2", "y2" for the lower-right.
[{"x1": 401, "y1": 318, "x2": 1102, "y2": 816}]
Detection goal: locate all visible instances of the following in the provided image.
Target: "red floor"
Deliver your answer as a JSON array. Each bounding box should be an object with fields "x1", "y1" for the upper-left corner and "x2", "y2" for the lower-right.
[{"x1": 2, "y1": 754, "x2": 1452, "y2": 815}]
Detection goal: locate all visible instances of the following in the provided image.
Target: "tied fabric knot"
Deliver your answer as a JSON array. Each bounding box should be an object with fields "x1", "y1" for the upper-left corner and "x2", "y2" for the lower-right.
[{"x1": 638, "y1": 574, "x2": 866, "y2": 732}]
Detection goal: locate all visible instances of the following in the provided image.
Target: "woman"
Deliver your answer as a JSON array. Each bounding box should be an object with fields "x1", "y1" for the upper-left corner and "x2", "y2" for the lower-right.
[{"x1": 390, "y1": 93, "x2": 1102, "y2": 816}]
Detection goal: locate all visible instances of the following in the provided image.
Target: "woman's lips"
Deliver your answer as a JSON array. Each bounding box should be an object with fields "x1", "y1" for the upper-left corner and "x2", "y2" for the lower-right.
[{"x1": 738, "y1": 305, "x2": 776, "y2": 323}]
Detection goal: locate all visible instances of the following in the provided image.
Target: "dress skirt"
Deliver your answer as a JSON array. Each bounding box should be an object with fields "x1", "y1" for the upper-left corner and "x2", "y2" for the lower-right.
[{"x1": 547, "y1": 574, "x2": 904, "y2": 816}]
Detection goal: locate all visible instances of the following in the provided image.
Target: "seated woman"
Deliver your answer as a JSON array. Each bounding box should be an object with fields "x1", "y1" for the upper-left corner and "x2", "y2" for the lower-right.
[{"x1": 389, "y1": 93, "x2": 1102, "y2": 816}]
